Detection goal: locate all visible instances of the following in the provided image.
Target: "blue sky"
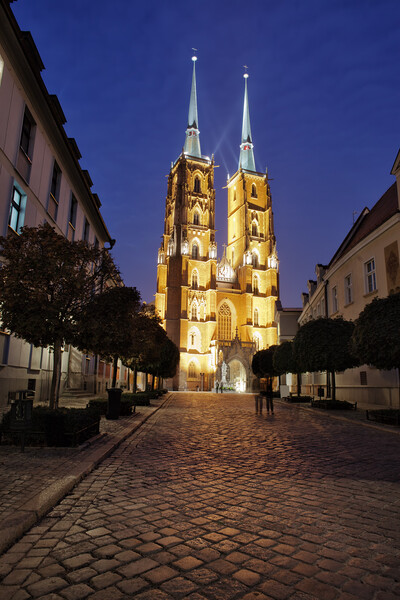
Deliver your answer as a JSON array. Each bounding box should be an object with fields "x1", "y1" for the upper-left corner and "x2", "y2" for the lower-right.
[{"x1": 11, "y1": 0, "x2": 400, "y2": 307}]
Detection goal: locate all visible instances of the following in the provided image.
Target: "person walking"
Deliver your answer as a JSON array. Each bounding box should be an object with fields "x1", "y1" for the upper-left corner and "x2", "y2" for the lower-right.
[
  {"x1": 266, "y1": 377, "x2": 274, "y2": 414},
  {"x1": 215, "y1": 381, "x2": 219, "y2": 393}
]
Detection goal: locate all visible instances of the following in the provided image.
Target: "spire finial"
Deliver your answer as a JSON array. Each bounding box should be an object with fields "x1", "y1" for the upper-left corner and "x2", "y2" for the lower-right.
[
  {"x1": 184, "y1": 53, "x2": 201, "y2": 158},
  {"x1": 238, "y1": 67, "x2": 256, "y2": 172}
]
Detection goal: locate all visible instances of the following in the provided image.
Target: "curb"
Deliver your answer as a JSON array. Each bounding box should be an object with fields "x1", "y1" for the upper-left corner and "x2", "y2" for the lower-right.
[{"x1": 0, "y1": 393, "x2": 172, "y2": 556}]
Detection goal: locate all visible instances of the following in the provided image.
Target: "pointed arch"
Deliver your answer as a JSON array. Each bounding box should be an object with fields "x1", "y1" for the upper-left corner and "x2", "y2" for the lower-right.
[
  {"x1": 194, "y1": 175, "x2": 201, "y2": 193},
  {"x1": 253, "y1": 307, "x2": 259, "y2": 326},
  {"x1": 252, "y1": 249, "x2": 259, "y2": 268},
  {"x1": 251, "y1": 183, "x2": 257, "y2": 198},
  {"x1": 218, "y1": 302, "x2": 232, "y2": 341},
  {"x1": 253, "y1": 274, "x2": 259, "y2": 294}
]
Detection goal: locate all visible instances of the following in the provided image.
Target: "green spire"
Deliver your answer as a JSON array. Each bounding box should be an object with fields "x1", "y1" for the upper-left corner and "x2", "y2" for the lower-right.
[
  {"x1": 184, "y1": 55, "x2": 201, "y2": 158},
  {"x1": 238, "y1": 73, "x2": 256, "y2": 172}
]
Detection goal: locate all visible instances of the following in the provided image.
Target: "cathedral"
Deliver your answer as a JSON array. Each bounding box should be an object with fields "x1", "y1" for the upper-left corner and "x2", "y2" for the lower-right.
[{"x1": 155, "y1": 57, "x2": 279, "y2": 391}]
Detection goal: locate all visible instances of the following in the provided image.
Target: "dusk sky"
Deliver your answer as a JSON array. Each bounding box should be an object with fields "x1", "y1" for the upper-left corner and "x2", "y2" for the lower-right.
[{"x1": 11, "y1": 0, "x2": 400, "y2": 308}]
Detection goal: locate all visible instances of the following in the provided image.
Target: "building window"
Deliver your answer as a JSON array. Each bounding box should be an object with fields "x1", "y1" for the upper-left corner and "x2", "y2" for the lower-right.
[
  {"x1": 360, "y1": 371, "x2": 367, "y2": 385},
  {"x1": 218, "y1": 302, "x2": 232, "y2": 341},
  {"x1": 67, "y1": 195, "x2": 78, "y2": 241},
  {"x1": 253, "y1": 334, "x2": 261, "y2": 351},
  {"x1": 94, "y1": 237, "x2": 99, "y2": 249},
  {"x1": 233, "y1": 187, "x2": 236, "y2": 202},
  {"x1": 191, "y1": 270, "x2": 198, "y2": 289},
  {"x1": 253, "y1": 275, "x2": 259, "y2": 294},
  {"x1": 8, "y1": 184, "x2": 26, "y2": 233},
  {"x1": 365, "y1": 259, "x2": 377, "y2": 293},
  {"x1": 193, "y1": 211, "x2": 200, "y2": 225},
  {"x1": 251, "y1": 183, "x2": 257, "y2": 198},
  {"x1": 48, "y1": 161, "x2": 61, "y2": 221},
  {"x1": 253, "y1": 308, "x2": 259, "y2": 326},
  {"x1": 20, "y1": 108, "x2": 35, "y2": 158},
  {"x1": 332, "y1": 286, "x2": 338, "y2": 314},
  {"x1": 194, "y1": 176, "x2": 201, "y2": 193},
  {"x1": 252, "y1": 251, "x2": 259, "y2": 268},
  {"x1": 344, "y1": 274, "x2": 353, "y2": 304},
  {"x1": 83, "y1": 218, "x2": 90, "y2": 243},
  {"x1": 188, "y1": 361, "x2": 197, "y2": 378},
  {"x1": 316, "y1": 302, "x2": 321, "y2": 317},
  {"x1": 191, "y1": 302, "x2": 198, "y2": 321},
  {"x1": 251, "y1": 222, "x2": 258, "y2": 237},
  {"x1": 17, "y1": 107, "x2": 35, "y2": 182},
  {"x1": 192, "y1": 243, "x2": 198, "y2": 260}
]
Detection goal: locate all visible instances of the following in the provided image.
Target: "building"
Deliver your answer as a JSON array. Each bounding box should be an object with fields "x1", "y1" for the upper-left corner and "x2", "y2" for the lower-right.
[
  {"x1": 297, "y1": 151, "x2": 400, "y2": 406},
  {"x1": 155, "y1": 58, "x2": 279, "y2": 391},
  {"x1": 0, "y1": 0, "x2": 121, "y2": 409}
]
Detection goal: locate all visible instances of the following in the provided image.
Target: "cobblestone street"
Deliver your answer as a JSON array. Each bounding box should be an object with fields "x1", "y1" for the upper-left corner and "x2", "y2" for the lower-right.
[{"x1": 1, "y1": 392, "x2": 400, "y2": 600}]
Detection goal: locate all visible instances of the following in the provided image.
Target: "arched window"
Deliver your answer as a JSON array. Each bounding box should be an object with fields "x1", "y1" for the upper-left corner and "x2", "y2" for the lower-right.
[
  {"x1": 251, "y1": 222, "x2": 258, "y2": 237},
  {"x1": 194, "y1": 176, "x2": 201, "y2": 193},
  {"x1": 253, "y1": 334, "x2": 261, "y2": 351},
  {"x1": 191, "y1": 270, "x2": 198, "y2": 289},
  {"x1": 251, "y1": 183, "x2": 257, "y2": 198},
  {"x1": 252, "y1": 251, "x2": 259, "y2": 268},
  {"x1": 191, "y1": 302, "x2": 198, "y2": 321},
  {"x1": 253, "y1": 275, "x2": 259, "y2": 295},
  {"x1": 193, "y1": 211, "x2": 200, "y2": 225},
  {"x1": 254, "y1": 308, "x2": 259, "y2": 326},
  {"x1": 188, "y1": 361, "x2": 197, "y2": 378},
  {"x1": 192, "y1": 243, "x2": 198, "y2": 260},
  {"x1": 218, "y1": 302, "x2": 232, "y2": 341}
]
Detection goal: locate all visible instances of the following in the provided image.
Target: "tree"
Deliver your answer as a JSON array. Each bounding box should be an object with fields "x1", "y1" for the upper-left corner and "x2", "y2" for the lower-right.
[
  {"x1": 293, "y1": 317, "x2": 358, "y2": 401},
  {"x1": 0, "y1": 223, "x2": 118, "y2": 408},
  {"x1": 273, "y1": 340, "x2": 302, "y2": 397},
  {"x1": 352, "y1": 292, "x2": 400, "y2": 380},
  {"x1": 252, "y1": 346, "x2": 278, "y2": 378},
  {"x1": 78, "y1": 286, "x2": 142, "y2": 388}
]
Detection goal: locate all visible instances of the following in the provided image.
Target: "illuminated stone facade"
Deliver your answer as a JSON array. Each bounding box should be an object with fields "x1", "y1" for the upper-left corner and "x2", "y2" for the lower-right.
[{"x1": 156, "y1": 61, "x2": 278, "y2": 391}]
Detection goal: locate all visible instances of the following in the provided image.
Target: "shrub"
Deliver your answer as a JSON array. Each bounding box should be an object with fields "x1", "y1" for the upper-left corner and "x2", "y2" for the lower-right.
[
  {"x1": 1, "y1": 406, "x2": 100, "y2": 447},
  {"x1": 87, "y1": 397, "x2": 133, "y2": 416}
]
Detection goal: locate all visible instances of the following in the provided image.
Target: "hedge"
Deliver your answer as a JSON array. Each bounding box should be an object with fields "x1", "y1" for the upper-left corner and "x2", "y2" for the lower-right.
[{"x1": 0, "y1": 406, "x2": 101, "y2": 447}]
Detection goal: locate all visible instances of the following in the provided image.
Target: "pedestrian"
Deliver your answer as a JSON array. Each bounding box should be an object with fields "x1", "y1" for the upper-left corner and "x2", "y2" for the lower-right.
[
  {"x1": 220, "y1": 383, "x2": 223, "y2": 393},
  {"x1": 266, "y1": 377, "x2": 274, "y2": 414},
  {"x1": 215, "y1": 381, "x2": 219, "y2": 393}
]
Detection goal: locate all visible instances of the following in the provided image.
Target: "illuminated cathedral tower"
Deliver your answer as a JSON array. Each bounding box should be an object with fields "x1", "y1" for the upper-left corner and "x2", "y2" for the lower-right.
[{"x1": 156, "y1": 62, "x2": 278, "y2": 391}]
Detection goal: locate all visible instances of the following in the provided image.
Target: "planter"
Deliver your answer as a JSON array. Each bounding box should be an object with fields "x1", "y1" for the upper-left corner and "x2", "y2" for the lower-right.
[
  {"x1": 106, "y1": 388, "x2": 122, "y2": 420},
  {"x1": 366, "y1": 410, "x2": 400, "y2": 426}
]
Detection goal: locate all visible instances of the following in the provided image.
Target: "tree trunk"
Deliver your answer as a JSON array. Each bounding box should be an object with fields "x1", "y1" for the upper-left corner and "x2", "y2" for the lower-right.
[
  {"x1": 296, "y1": 372, "x2": 301, "y2": 397},
  {"x1": 133, "y1": 365, "x2": 137, "y2": 394},
  {"x1": 112, "y1": 355, "x2": 118, "y2": 388},
  {"x1": 126, "y1": 368, "x2": 130, "y2": 392},
  {"x1": 331, "y1": 370, "x2": 336, "y2": 401},
  {"x1": 151, "y1": 374, "x2": 155, "y2": 391},
  {"x1": 326, "y1": 371, "x2": 331, "y2": 398},
  {"x1": 50, "y1": 340, "x2": 62, "y2": 410}
]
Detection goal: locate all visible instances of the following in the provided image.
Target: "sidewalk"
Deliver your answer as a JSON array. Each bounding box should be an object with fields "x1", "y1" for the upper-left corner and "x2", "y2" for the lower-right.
[{"x1": 0, "y1": 393, "x2": 171, "y2": 556}]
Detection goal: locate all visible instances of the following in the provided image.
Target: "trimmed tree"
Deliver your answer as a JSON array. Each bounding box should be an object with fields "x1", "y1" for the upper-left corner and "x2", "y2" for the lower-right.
[
  {"x1": 352, "y1": 292, "x2": 400, "y2": 391},
  {"x1": 252, "y1": 346, "x2": 278, "y2": 378},
  {"x1": 293, "y1": 317, "x2": 358, "y2": 401},
  {"x1": 0, "y1": 223, "x2": 118, "y2": 408},
  {"x1": 273, "y1": 340, "x2": 302, "y2": 397},
  {"x1": 78, "y1": 286, "x2": 142, "y2": 388}
]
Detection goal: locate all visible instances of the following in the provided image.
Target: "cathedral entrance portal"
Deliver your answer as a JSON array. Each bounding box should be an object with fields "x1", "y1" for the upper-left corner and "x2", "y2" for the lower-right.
[{"x1": 228, "y1": 359, "x2": 246, "y2": 392}]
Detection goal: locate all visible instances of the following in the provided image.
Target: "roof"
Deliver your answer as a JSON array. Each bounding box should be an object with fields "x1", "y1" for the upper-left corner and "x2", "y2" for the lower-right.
[{"x1": 330, "y1": 182, "x2": 399, "y2": 267}]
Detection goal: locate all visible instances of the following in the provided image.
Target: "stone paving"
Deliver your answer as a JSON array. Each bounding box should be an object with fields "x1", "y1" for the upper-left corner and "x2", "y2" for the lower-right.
[{"x1": 1, "y1": 392, "x2": 400, "y2": 599}]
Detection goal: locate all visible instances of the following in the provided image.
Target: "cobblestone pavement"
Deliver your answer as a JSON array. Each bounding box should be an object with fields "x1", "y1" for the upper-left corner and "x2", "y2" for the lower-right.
[{"x1": 1, "y1": 392, "x2": 400, "y2": 600}]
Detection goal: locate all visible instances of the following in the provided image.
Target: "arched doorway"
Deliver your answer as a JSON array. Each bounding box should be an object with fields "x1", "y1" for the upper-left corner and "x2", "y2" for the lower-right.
[{"x1": 228, "y1": 359, "x2": 246, "y2": 392}]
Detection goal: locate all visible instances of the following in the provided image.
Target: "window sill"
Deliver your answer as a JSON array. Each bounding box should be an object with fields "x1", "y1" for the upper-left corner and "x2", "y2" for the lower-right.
[{"x1": 363, "y1": 290, "x2": 378, "y2": 298}]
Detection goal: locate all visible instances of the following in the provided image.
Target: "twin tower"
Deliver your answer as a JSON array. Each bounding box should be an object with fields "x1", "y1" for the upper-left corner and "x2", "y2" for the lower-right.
[{"x1": 155, "y1": 57, "x2": 279, "y2": 392}]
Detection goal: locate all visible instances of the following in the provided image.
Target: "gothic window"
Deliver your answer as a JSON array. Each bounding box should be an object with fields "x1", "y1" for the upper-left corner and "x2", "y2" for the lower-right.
[
  {"x1": 252, "y1": 251, "x2": 259, "y2": 268},
  {"x1": 251, "y1": 183, "x2": 257, "y2": 198},
  {"x1": 253, "y1": 275, "x2": 259, "y2": 295},
  {"x1": 254, "y1": 308, "x2": 259, "y2": 326},
  {"x1": 191, "y1": 270, "x2": 198, "y2": 289},
  {"x1": 218, "y1": 302, "x2": 232, "y2": 341},
  {"x1": 192, "y1": 243, "x2": 199, "y2": 260},
  {"x1": 191, "y1": 303, "x2": 198, "y2": 321},
  {"x1": 251, "y1": 222, "x2": 258, "y2": 237},
  {"x1": 194, "y1": 176, "x2": 201, "y2": 193},
  {"x1": 188, "y1": 361, "x2": 197, "y2": 378},
  {"x1": 193, "y1": 211, "x2": 200, "y2": 225},
  {"x1": 253, "y1": 334, "x2": 261, "y2": 351}
]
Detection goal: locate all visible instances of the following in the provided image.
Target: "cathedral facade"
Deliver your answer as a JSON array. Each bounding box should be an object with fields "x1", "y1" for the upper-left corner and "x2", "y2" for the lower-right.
[{"x1": 155, "y1": 58, "x2": 279, "y2": 391}]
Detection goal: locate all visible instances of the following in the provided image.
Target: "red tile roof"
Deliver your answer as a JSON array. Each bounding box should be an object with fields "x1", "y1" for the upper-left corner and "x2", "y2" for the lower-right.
[{"x1": 330, "y1": 183, "x2": 398, "y2": 266}]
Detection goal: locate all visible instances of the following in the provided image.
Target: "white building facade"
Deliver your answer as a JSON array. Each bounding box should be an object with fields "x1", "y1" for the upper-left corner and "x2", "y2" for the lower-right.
[
  {"x1": 298, "y1": 152, "x2": 400, "y2": 407},
  {"x1": 0, "y1": 1, "x2": 129, "y2": 410}
]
